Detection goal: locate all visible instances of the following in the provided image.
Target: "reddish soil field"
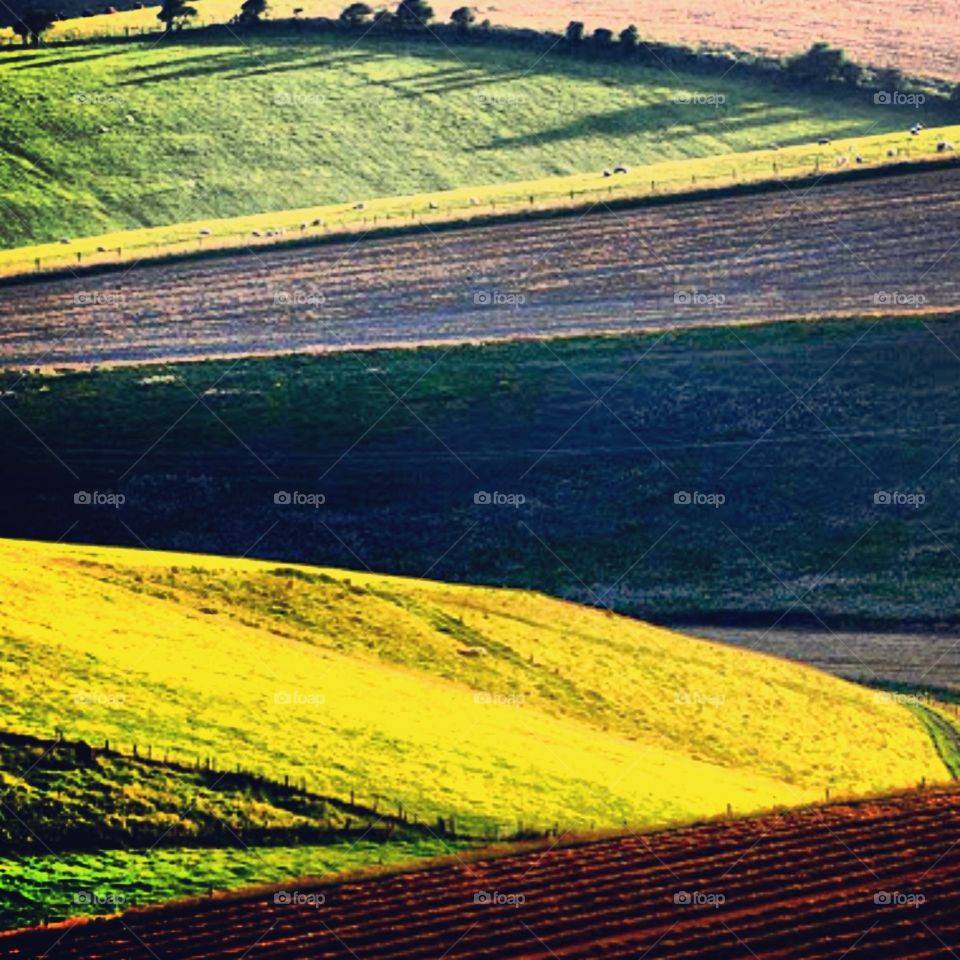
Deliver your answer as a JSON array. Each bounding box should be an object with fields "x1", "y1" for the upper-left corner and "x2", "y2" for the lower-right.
[
  {"x1": 3, "y1": 788, "x2": 959, "y2": 958},
  {"x1": 1, "y1": 167, "x2": 959, "y2": 371},
  {"x1": 469, "y1": 0, "x2": 959, "y2": 82}
]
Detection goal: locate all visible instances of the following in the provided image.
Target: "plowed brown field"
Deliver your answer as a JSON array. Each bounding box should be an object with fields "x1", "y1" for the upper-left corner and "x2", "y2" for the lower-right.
[
  {"x1": 2, "y1": 167, "x2": 959, "y2": 371},
  {"x1": 3, "y1": 788, "x2": 958, "y2": 958},
  {"x1": 466, "y1": 0, "x2": 959, "y2": 82}
]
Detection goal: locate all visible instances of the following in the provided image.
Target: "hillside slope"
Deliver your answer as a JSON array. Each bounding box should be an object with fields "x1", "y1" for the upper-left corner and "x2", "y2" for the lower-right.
[
  {"x1": 0, "y1": 32, "x2": 941, "y2": 248},
  {"x1": 0, "y1": 540, "x2": 946, "y2": 836}
]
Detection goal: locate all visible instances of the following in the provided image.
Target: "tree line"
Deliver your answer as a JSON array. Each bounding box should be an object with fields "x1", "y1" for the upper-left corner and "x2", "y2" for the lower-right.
[{"x1": 8, "y1": 0, "x2": 960, "y2": 106}]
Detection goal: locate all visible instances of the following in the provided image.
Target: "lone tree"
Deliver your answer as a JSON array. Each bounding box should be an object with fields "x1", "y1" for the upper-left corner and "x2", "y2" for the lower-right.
[
  {"x1": 592, "y1": 26, "x2": 614, "y2": 47},
  {"x1": 450, "y1": 5, "x2": 475, "y2": 32},
  {"x1": 787, "y1": 42, "x2": 863, "y2": 86},
  {"x1": 238, "y1": 0, "x2": 267, "y2": 24},
  {"x1": 565, "y1": 20, "x2": 584, "y2": 45},
  {"x1": 396, "y1": 0, "x2": 433, "y2": 27},
  {"x1": 340, "y1": 2, "x2": 373, "y2": 24},
  {"x1": 158, "y1": 0, "x2": 197, "y2": 32},
  {"x1": 14, "y1": 7, "x2": 55, "y2": 45},
  {"x1": 619, "y1": 24, "x2": 639, "y2": 53}
]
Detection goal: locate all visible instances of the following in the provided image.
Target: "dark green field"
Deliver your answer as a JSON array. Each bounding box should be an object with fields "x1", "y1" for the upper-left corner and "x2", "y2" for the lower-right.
[{"x1": 1, "y1": 315, "x2": 958, "y2": 639}]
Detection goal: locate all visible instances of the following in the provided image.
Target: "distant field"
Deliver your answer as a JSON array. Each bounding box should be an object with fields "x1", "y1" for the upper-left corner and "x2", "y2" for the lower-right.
[
  {"x1": 2, "y1": 315, "x2": 960, "y2": 653},
  {"x1": 3, "y1": 0, "x2": 957, "y2": 83},
  {"x1": 0, "y1": 539, "x2": 947, "y2": 846},
  {"x1": 690, "y1": 626, "x2": 960, "y2": 693},
  {"x1": 0, "y1": 31, "x2": 948, "y2": 250},
  {"x1": 2, "y1": 166, "x2": 959, "y2": 368}
]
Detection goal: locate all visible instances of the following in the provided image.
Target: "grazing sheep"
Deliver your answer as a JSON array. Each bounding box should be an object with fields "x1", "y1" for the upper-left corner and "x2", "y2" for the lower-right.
[
  {"x1": 937, "y1": 140, "x2": 956, "y2": 152},
  {"x1": 854, "y1": 154, "x2": 865, "y2": 164},
  {"x1": 354, "y1": 202, "x2": 366, "y2": 211},
  {"x1": 769, "y1": 143, "x2": 781, "y2": 151},
  {"x1": 251, "y1": 230, "x2": 262, "y2": 238},
  {"x1": 198, "y1": 228, "x2": 211, "y2": 236},
  {"x1": 887, "y1": 149, "x2": 897, "y2": 158},
  {"x1": 614, "y1": 165, "x2": 629, "y2": 174},
  {"x1": 311, "y1": 218, "x2": 324, "y2": 227},
  {"x1": 836, "y1": 156, "x2": 848, "y2": 167},
  {"x1": 59, "y1": 237, "x2": 70, "y2": 244},
  {"x1": 469, "y1": 197, "x2": 480, "y2": 206},
  {"x1": 817, "y1": 137, "x2": 831, "y2": 146},
  {"x1": 428, "y1": 201, "x2": 440, "y2": 210},
  {"x1": 910, "y1": 126, "x2": 921, "y2": 136},
  {"x1": 602, "y1": 169, "x2": 612, "y2": 177},
  {"x1": 96, "y1": 246, "x2": 107, "y2": 253}
]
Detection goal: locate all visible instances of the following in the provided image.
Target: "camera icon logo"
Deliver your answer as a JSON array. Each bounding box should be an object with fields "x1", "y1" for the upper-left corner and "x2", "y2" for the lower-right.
[
  {"x1": 674, "y1": 491, "x2": 692, "y2": 505},
  {"x1": 474, "y1": 891, "x2": 492, "y2": 904},
  {"x1": 274, "y1": 491, "x2": 292, "y2": 505},
  {"x1": 874, "y1": 491, "x2": 892, "y2": 505},
  {"x1": 474, "y1": 491, "x2": 492, "y2": 505},
  {"x1": 74, "y1": 491, "x2": 92, "y2": 505},
  {"x1": 874, "y1": 91, "x2": 892, "y2": 105}
]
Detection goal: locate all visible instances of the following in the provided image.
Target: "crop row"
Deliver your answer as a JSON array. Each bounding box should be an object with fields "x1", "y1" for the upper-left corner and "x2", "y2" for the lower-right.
[{"x1": 3, "y1": 788, "x2": 958, "y2": 958}]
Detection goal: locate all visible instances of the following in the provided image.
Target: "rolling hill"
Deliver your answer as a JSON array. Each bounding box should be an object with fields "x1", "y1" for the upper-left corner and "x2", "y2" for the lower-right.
[
  {"x1": 0, "y1": 539, "x2": 947, "y2": 840},
  {"x1": 0, "y1": 29, "x2": 949, "y2": 249}
]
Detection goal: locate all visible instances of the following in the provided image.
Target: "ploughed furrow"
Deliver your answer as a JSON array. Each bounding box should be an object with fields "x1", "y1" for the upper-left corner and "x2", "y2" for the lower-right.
[
  {"x1": 3, "y1": 788, "x2": 959, "y2": 959},
  {"x1": 1, "y1": 167, "x2": 959, "y2": 369},
  {"x1": 35, "y1": 802, "x2": 955, "y2": 960}
]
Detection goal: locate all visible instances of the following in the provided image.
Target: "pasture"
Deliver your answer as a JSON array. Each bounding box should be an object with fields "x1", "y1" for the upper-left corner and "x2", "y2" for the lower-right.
[
  {"x1": 0, "y1": 30, "x2": 948, "y2": 249},
  {"x1": 0, "y1": 539, "x2": 947, "y2": 843}
]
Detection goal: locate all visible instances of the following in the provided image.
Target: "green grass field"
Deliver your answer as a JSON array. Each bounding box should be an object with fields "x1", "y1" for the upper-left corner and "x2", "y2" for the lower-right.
[
  {"x1": 0, "y1": 30, "x2": 950, "y2": 250},
  {"x1": 0, "y1": 839, "x2": 466, "y2": 930},
  {"x1": 0, "y1": 539, "x2": 947, "y2": 844}
]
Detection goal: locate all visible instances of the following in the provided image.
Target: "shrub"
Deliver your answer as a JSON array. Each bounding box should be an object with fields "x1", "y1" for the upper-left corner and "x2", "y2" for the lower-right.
[{"x1": 340, "y1": 2, "x2": 373, "y2": 24}]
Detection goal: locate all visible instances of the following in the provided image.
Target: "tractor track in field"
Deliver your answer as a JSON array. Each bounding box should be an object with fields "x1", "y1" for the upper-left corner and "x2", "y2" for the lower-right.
[
  {"x1": 3, "y1": 788, "x2": 960, "y2": 958},
  {"x1": 1, "y1": 167, "x2": 959, "y2": 370}
]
